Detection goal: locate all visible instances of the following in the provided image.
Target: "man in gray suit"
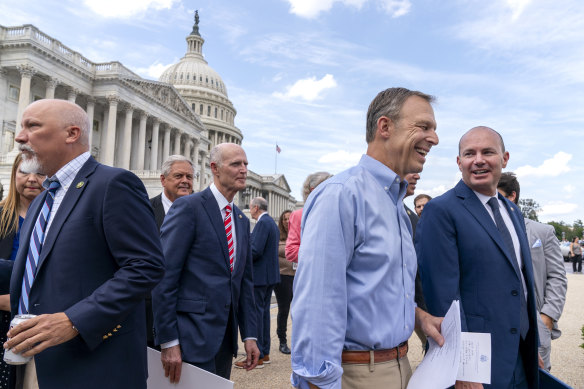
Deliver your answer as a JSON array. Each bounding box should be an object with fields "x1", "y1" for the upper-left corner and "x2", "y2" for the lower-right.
[{"x1": 498, "y1": 172, "x2": 567, "y2": 371}]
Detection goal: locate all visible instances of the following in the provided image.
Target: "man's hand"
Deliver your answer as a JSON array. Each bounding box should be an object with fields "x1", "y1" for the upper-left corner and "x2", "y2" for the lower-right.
[
  {"x1": 4, "y1": 312, "x2": 78, "y2": 356},
  {"x1": 538, "y1": 353, "x2": 545, "y2": 369},
  {"x1": 243, "y1": 339, "x2": 260, "y2": 371},
  {"x1": 415, "y1": 307, "x2": 444, "y2": 346},
  {"x1": 540, "y1": 313, "x2": 554, "y2": 332},
  {"x1": 161, "y1": 345, "x2": 182, "y2": 383},
  {"x1": 455, "y1": 381, "x2": 483, "y2": 389}
]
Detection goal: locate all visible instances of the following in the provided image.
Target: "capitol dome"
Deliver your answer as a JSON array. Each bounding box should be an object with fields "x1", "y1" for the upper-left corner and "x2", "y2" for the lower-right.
[{"x1": 160, "y1": 11, "x2": 242, "y2": 146}]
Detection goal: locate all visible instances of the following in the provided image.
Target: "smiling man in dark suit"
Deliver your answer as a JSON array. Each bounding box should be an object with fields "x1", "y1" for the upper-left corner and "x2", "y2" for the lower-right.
[
  {"x1": 235, "y1": 196, "x2": 280, "y2": 368},
  {"x1": 150, "y1": 155, "x2": 194, "y2": 231},
  {"x1": 416, "y1": 126, "x2": 539, "y2": 389},
  {"x1": 153, "y1": 142, "x2": 259, "y2": 382},
  {"x1": 5, "y1": 99, "x2": 165, "y2": 389}
]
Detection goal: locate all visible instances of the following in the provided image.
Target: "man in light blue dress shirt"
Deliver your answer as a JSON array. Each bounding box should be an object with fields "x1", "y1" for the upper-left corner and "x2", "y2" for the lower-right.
[{"x1": 291, "y1": 87, "x2": 445, "y2": 389}]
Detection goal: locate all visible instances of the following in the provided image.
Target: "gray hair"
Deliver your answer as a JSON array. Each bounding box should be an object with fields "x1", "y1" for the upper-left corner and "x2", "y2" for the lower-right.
[
  {"x1": 302, "y1": 171, "x2": 332, "y2": 201},
  {"x1": 51, "y1": 100, "x2": 91, "y2": 147},
  {"x1": 161, "y1": 155, "x2": 194, "y2": 176},
  {"x1": 251, "y1": 197, "x2": 268, "y2": 211},
  {"x1": 365, "y1": 87, "x2": 435, "y2": 143}
]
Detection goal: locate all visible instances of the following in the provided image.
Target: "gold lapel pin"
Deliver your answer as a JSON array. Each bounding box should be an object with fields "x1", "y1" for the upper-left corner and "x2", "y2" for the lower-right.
[
  {"x1": 76, "y1": 181, "x2": 84, "y2": 189},
  {"x1": 238, "y1": 214, "x2": 242, "y2": 219}
]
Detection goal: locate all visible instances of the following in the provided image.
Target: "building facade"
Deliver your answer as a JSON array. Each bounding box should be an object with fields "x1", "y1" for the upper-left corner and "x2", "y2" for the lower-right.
[{"x1": 0, "y1": 17, "x2": 295, "y2": 214}]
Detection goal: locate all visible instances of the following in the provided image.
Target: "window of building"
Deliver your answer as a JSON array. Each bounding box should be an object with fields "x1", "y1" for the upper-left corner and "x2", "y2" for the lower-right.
[
  {"x1": 192, "y1": 103, "x2": 195, "y2": 110},
  {"x1": 221, "y1": 110, "x2": 224, "y2": 120},
  {"x1": 214, "y1": 107, "x2": 217, "y2": 118},
  {"x1": 200, "y1": 75, "x2": 202, "y2": 81},
  {"x1": 8, "y1": 85, "x2": 20, "y2": 101},
  {"x1": 186, "y1": 74, "x2": 190, "y2": 80},
  {"x1": 207, "y1": 105, "x2": 211, "y2": 116},
  {"x1": 200, "y1": 104, "x2": 203, "y2": 115},
  {"x1": 206, "y1": 77, "x2": 208, "y2": 83}
]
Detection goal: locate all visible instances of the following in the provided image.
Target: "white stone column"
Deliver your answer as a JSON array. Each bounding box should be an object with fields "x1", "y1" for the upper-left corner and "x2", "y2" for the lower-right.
[
  {"x1": 163, "y1": 126, "x2": 171, "y2": 163},
  {"x1": 150, "y1": 119, "x2": 160, "y2": 170},
  {"x1": 45, "y1": 78, "x2": 58, "y2": 99},
  {"x1": 85, "y1": 97, "x2": 95, "y2": 150},
  {"x1": 174, "y1": 131, "x2": 182, "y2": 155},
  {"x1": 102, "y1": 95, "x2": 119, "y2": 166},
  {"x1": 136, "y1": 111, "x2": 148, "y2": 170},
  {"x1": 192, "y1": 140, "x2": 199, "y2": 176},
  {"x1": 67, "y1": 88, "x2": 78, "y2": 103},
  {"x1": 199, "y1": 151, "x2": 207, "y2": 191},
  {"x1": 213, "y1": 131, "x2": 218, "y2": 147},
  {"x1": 14, "y1": 64, "x2": 36, "y2": 147},
  {"x1": 120, "y1": 105, "x2": 134, "y2": 170},
  {"x1": 184, "y1": 139, "x2": 192, "y2": 161}
]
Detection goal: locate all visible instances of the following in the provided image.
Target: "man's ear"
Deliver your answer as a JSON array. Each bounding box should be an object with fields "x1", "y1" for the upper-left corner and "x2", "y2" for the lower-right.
[
  {"x1": 376, "y1": 116, "x2": 393, "y2": 140},
  {"x1": 65, "y1": 125, "x2": 82, "y2": 144}
]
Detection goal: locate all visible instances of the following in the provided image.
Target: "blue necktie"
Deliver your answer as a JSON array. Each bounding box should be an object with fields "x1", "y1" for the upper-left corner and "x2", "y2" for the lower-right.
[
  {"x1": 19, "y1": 180, "x2": 61, "y2": 314},
  {"x1": 487, "y1": 197, "x2": 529, "y2": 339}
]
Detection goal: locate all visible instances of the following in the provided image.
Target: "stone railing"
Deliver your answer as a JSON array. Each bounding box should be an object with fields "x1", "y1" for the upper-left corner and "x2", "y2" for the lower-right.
[{"x1": 0, "y1": 24, "x2": 139, "y2": 78}]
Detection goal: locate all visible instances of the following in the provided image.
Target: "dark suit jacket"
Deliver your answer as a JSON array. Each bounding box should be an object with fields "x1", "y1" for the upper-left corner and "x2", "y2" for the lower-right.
[
  {"x1": 415, "y1": 180, "x2": 539, "y2": 388},
  {"x1": 0, "y1": 212, "x2": 17, "y2": 294},
  {"x1": 9, "y1": 157, "x2": 165, "y2": 389},
  {"x1": 251, "y1": 213, "x2": 280, "y2": 286},
  {"x1": 153, "y1": 187, "x2": 257, "y2": 363},
  {"x1": 404, "y1": 204, "x2": 427, "y2": 312},
  {"x1": 150, "y1": 193, "x2": 166, "y2": 231}
]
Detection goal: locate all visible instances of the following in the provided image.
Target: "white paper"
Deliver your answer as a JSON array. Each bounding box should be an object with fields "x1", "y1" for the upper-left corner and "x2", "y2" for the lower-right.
[
  {"x1": 407, "y1": 300, "x2": 461, "y2": 389},
  {"x1": 457, "y1": 332, "x2": 491, "y2": 384},
  {"x1": 147, "y1": 347, "x2": 234, "y2": 389}
]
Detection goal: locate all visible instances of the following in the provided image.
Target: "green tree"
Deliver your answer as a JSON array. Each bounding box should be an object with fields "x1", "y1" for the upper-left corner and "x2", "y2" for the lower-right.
[
  {"x1": 547, "y1": 221, "x2": 571, "y2": 241},
  {"x1": 573, "y1": 219, "x2": 584, "y2": 239},
  {"x1": 519, "y1": 198, "x2": 541, "y2": 221}
]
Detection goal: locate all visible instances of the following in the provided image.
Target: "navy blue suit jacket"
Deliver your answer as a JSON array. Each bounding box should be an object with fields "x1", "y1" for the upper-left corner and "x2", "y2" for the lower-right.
[
  {"x1": 9, "y1": 157, "x2": 165, "y2": 389},
  {"x1": 415, "y1": 180, "x2": 539, "y2": 388},
  {"x1": 251, "y1": 214, "x2": 280, "y2": 286},
  {"x1": 152, "y1": 187, "x2": 257, "y2": 363}
]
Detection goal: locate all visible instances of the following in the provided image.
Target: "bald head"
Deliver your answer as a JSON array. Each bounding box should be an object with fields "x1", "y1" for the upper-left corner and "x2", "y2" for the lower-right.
[
  {"x1": 16, "y1": 99, "x2": 90, "y2": 177},
  {"x1": 458, "y1": 126, "x2": 505, "y2": 155}
]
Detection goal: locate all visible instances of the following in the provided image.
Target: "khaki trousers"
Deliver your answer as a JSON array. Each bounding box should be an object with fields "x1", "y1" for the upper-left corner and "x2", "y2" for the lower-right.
[
  {"x1": 341, "y1": 355, "x2": 412, "y2": 389},
  {"x1": 21, "y1": 357, "x2": 39, "y2": 389}
]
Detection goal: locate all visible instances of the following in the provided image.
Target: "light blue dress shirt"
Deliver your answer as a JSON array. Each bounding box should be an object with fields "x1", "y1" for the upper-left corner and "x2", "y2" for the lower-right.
[{"x1": 290, "y1": 154, "x2": 417, "y2": 389}]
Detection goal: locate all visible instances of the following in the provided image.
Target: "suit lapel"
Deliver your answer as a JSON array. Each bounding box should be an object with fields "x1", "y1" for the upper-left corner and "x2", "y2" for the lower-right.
[
  {"x1": 456, "y1": 181, "x2": 521, "y2": 278},
  {"x1": 36, "y1": 158, "x2": 98, "y2": 273},
  {"x1": 201, "y1": 188, "x2": 230, "y2": 268},
  {"x1": 233, "y1": 205, "x2": 245, "y2": 274}
]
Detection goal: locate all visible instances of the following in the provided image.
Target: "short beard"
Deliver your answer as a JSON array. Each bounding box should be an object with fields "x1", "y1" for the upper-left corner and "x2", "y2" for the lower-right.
[{"x1": 18, "y1": 145, "x2": 45, "y2": 175}]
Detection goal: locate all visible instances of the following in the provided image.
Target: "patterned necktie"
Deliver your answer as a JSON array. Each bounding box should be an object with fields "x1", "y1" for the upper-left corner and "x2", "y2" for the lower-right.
[
  {"x1": 487, "y1": 197, "x2": 529, "y2": 339},
  {"x1": 19, "y1": 179, "x2": 61, "y2": 314},
  {"x1": 224, "y1": 204, "x2": 234, "y2": 272}
]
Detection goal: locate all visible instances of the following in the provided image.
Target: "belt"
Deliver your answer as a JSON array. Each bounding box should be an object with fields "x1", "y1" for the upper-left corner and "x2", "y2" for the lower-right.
[{"x1": 341, "y1": 341, "x2": 408, "y2": 364}]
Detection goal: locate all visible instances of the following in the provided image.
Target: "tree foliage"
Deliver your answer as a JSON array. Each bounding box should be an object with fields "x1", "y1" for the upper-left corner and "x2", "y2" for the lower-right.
[
  {"x1": 519, "y1": 198, "x2": 541, "y2": 221},
  {"x1": 546, "y1": 220, "x2": 583, "y2": 241}
]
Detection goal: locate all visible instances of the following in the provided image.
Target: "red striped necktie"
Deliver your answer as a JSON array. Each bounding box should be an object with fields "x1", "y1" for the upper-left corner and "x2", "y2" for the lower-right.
[{"x1": 224, "y1": 204, "x2": 234, "y2": 272}]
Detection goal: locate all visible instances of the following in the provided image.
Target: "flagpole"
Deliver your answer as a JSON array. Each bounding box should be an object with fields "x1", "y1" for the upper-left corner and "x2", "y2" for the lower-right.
[{"x1": 275, "y1": 142, "x2": 278, "y2": 174}]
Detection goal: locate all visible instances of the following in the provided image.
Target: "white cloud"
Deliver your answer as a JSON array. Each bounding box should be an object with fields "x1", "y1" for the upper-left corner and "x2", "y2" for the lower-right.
[
  {"x1": 318, "y1": 150, "x2": 361, "y2": 169},
  {"x1": 286, "y1": 0, "x2": 409, "y2": 18},
  {"x1": 540, "y1": 201, "x2": 578, "y2": 217},
  {"x1": 379, "y1": 0, "x2": 412, "y2": 18},
  {"x1": 507, "y1": 0, "x2": 531, "y2": 21},
  {"x1": 82, "y1": 0, "x2": 178, "y2": 18},
  {"x1": 515, "y1": 152, "x2": 571, "y2": 177},
  {"x1": 133, "y1": 61, "x2": 174, "y2": 79},
  {"x1": 563, "y1": 184, "x2": 575, "y2": 195},
  {"x1": 273, "y1": 74, "x2": 337, "y2": 101}
]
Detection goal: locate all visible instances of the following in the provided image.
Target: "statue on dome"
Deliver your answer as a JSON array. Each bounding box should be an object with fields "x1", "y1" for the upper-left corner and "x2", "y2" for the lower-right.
[{"x1": 191, "y1": 10, "x2": 200, "y2": 35}]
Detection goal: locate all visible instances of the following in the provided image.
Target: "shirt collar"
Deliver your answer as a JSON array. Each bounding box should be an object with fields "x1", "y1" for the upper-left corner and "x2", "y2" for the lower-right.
[
  {"x1": 257, "y1": 211, "x2": 268, "y2": 221},
  {"x1": 359, "y1": 154, "x2": 407, "y2": 204},
  {"x1": 473, "y1": 190, "x2": 498, "y2": 207},
  {"x1": 210, "y1": 183, "x2": 232, "y2": 211},
  {"x1": 44, "y1": 152, "x2": 90, "y2": 191},
  {"x1": 161, "y1": 191, "x2": 173, "y2": 214}
]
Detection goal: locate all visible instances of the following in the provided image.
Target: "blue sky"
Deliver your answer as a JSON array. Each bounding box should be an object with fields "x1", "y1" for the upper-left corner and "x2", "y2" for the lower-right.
[{"x1": 2, "y1": 0, "x2": 583, "y2": 223}]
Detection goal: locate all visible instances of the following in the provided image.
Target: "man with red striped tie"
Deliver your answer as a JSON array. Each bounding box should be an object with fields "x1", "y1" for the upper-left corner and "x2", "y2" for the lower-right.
[{"x1": 153, "y1": 142, "x2": 260, "y2": 382}]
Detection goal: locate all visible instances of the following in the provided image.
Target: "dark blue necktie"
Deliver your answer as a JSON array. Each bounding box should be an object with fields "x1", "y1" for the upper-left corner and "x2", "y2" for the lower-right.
[
  {"x1": 487, "y1": 197, "x2": 529, "y2": 339},
  {"x1": 19, "y1": 180, "x2": 61, "y2": 314}
]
